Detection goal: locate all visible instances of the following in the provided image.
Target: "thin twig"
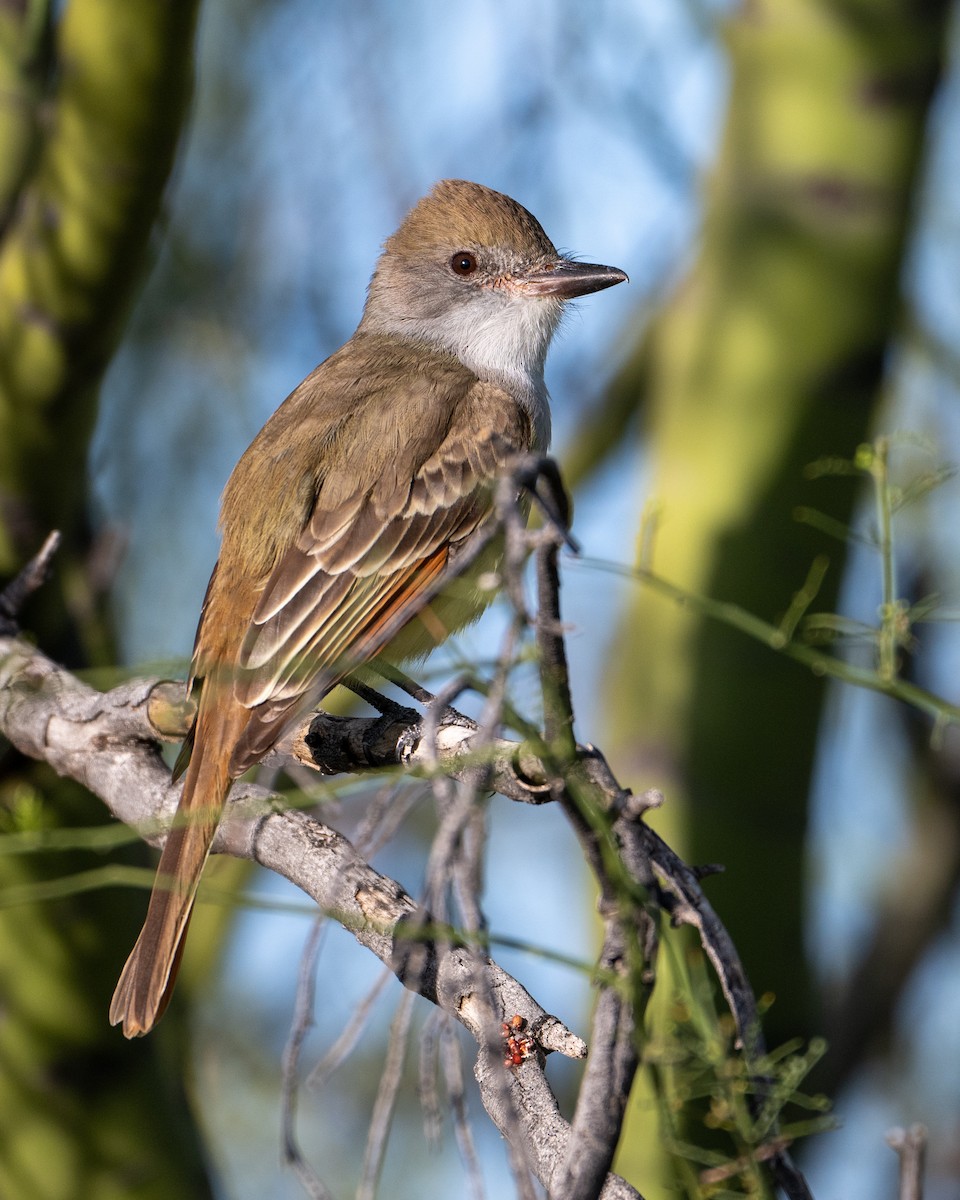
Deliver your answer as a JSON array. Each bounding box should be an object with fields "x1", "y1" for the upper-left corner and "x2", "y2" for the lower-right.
[
  {"x1": 452, "y1": 802, "x2": 488, "y2": 937},
  {"x1": 886, "y1": 1125, "x2": 927, "y2": 1200},
  {"x1": 350, "y1": 777, "x2": 429, "y2": 863},
  {"x1": 306, "y1": 967, "x2": 394, "y2": 1088},
  {"x1": 418, "y1": 1009, "x2": 445, "y2": 1151},
  {"x1": 280, "y1": 917, "x2": 333, "y2": 1200},
  {"x1": 357, "y1": 988, "x2": 416, "y2": 1200},
  {"x1": 532, "y1": 523, "x2": 649, "y2": 1200},
  {"x1": 440, "y1": 1019, "x2": 486, "y2": 1200},
  {"x1": 0, "y1": 531, "x2": 61, "y2": 634}
]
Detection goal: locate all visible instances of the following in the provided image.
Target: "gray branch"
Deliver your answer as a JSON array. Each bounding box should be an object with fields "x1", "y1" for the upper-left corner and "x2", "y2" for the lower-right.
[
  {"x1": 0, "y1": 484, "x2": 816, "y2": 1200},
  {"x1": 886, "y1": 1125, "x2": 927, "y2": 1200},
  {"x1": 0, "y1": 633, "x2": 639, "y2": 1200}
]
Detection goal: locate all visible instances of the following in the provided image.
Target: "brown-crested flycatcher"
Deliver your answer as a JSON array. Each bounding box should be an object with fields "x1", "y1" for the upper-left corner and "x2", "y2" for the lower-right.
[{"x1": 110, "y1": 179, "x2": 627, "y2": 1037}]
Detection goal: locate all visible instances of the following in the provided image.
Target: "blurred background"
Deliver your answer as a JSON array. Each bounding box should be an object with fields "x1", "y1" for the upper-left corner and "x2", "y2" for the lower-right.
[{"x1": 3, "y1": 1, "x2": 960, "y2": 1197}]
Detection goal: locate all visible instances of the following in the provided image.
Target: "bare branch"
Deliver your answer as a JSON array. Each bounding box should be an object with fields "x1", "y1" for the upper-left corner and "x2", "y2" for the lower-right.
[
  {"x1": 886, "y1": 1125, "x2": 927, "y2": 1200},
  {"x1": 439, "y1": 1019, "x2": 485, "y2": 1200},
  {"x1": 532, "y1": 522, "x2": 649, "y2": 1200},
  {"x1": 280, "y1": 918, "x2": 333, "y2": 1200},
  {"x1": 0, "y1": 632, "x2": 634, "y2": 1198},
  {"x1": 359, "y1": 989, "x2": 416, "y2": 1200},
  {"x1": 286, "y1": 706, "x2": 554, "y2": 805},
  {"x1": 0, "y1": 460, "x2": 818, "y2": 1199},
  {"x1": 0, "y1": 531, "x2": 61, "y2": 634}
]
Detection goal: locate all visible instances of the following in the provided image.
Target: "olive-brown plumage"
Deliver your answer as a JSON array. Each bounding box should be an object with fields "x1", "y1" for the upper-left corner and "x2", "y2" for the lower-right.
[{"x1": 110, "y1": 180, "x2": 626, "y2": 1037}]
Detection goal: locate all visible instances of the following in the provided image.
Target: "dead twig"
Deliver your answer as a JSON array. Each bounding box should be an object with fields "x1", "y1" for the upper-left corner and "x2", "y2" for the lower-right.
[
  {"x1": 886, "y1": 1125, "x2": 927, "y2": 1200},
  {"x1": 0, "y1": 531, "x2": 61, "y2": 635}
]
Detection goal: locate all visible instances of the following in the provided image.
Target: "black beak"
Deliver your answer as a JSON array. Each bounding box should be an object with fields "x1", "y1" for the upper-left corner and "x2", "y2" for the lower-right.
[{"x1": 514, "y1": 259, "x2": 629, "y2": 299}]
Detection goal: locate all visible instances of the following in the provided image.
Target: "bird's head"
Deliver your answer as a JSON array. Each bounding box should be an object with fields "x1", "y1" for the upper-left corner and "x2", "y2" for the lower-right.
[{"x1": 360, "y1": 179, "x2": 627, "y2": 388}]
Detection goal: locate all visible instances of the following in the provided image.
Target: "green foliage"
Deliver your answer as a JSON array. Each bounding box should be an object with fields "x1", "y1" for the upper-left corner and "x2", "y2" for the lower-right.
[
  {"x1": 584, "y1": 434, "x2": 960, "y2": 737},
  {"x1": 643, "y1": 948, "x2": 833, "y2": 1199},
  {"x1": 800, "y1": 434, "x2": 956, "y2": 690},
  {"x1": 602, "y1": 433, "x2": 955, "y2": 1193}
]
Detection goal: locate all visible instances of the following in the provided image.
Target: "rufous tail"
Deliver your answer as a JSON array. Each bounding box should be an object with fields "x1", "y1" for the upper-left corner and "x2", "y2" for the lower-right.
[{"x1": 109, "y1": 705, "x2": 244, "y2": 1037}]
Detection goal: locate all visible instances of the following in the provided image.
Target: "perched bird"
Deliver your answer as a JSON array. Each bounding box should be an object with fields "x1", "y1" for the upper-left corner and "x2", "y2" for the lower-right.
[{"x1": 110, "y1": 179, "x2": 627, "y2": 1037}]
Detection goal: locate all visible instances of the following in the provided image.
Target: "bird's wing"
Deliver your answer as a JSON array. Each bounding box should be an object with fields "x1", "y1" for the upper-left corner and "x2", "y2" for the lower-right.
[{"x1": 226, "y1": 395, "x2": 529, "y2": 774}]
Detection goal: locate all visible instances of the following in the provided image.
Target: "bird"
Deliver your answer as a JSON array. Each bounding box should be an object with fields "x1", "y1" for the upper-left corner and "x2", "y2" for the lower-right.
[{"x1": 109, "y1": 178, "x2": 627, "y2": 1037}]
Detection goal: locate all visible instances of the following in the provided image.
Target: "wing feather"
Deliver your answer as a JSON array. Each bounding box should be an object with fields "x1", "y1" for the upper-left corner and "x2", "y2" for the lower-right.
[{"x1": 212, "y1": 381, "x2": 531, "y2": 774}]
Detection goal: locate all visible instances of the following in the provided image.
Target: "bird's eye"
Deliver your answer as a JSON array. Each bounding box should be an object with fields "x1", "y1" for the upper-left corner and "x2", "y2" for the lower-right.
[{"x1": 450, "y1": 251, "x2": 477, "y2": 276}]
